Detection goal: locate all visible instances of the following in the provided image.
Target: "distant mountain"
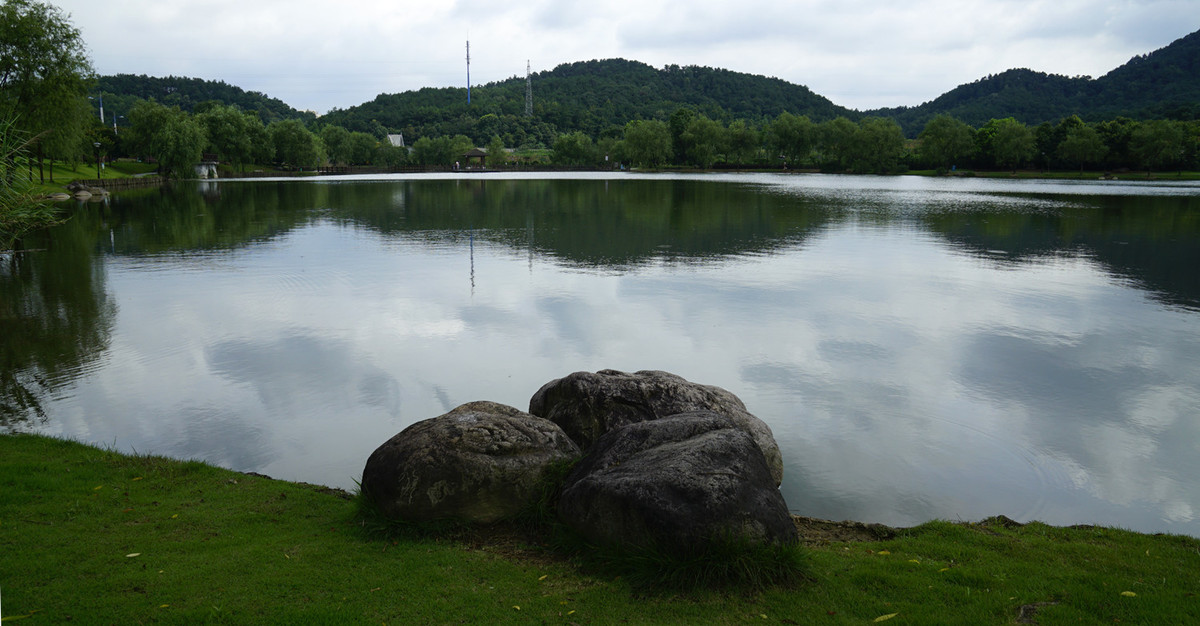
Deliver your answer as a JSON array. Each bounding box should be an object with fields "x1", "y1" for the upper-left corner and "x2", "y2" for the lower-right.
[
  {"x1": 873, "y1": 29, "x2": 1200, "y2": 134},
  {"x1": 319, "y1": 59, "x2": 854, "y2": 144},
  {"x1": 96, "y1": 74, "x2": 314, "y2": 125},
  {"x1": 1093, "y1": 29, "x2": 1200, "y2": 118},
  {"x1": 96, "y1": 28, "x2": 1199, "y2": 142}
]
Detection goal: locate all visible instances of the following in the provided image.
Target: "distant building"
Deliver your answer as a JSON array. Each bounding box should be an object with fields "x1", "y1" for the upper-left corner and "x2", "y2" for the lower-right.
[
  {"x1": 463, "y1": 147, "x2": 488, "y2": 169},
  {"x1": 195, "y1": 153, "x2": 219, "y2": 179},
  {"x1": 387, "y1": 134, "x2": 405, "y2": 148}
]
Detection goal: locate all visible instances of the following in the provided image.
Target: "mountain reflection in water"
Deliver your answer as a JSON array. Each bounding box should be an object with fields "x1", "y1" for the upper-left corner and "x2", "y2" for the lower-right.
[{"x1": 4, "y1": 173, "x2": 1199, "y2": 537}]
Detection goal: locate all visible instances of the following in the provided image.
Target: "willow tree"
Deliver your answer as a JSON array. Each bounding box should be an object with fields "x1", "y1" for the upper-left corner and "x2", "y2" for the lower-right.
[
  {"x1": 919, "y1": 114, "x2": 975, "y2": 171},
  {"x1": 127, "y1": 100, "x2": 207, "y2": 179},
  {"x1": 622, "y1": 120, "x2": 672, "y2": 168},
  {"x1": 0, "y1": 0, "x2": 95, "y2": 179},
  {"x1": 1130, "y1": 120, "x2": 1184, "y2": 175},
  {"x1": 1057, "y1": 124, "x2": 1108, "y2": 174},
  {"x1": 989, "y1": 118, "x2": 1035, "y2": 172}
]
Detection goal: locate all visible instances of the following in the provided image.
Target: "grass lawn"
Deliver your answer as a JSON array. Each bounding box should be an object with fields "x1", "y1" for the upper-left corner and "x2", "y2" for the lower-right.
[{"x1": 2, "y1": 434, "x2": 1198, "y2": 624}]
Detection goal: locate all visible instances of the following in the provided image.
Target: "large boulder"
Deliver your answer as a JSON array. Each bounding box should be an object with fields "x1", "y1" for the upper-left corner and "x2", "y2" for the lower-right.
[
  {"x1": 529, "y1": 369, "x2": 783, "y2": 485},
  {"x1": 361, "y1": 401, "x2": 581, "y2": 523},
  {"x1": 557, "y1": 411, "x2": 797, "y2": 551}
]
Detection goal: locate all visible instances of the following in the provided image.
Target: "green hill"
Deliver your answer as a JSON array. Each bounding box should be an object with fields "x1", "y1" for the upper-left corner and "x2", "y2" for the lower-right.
[
  {"x1": 873, "y1": 29, "x2": 1200, "y2": 134},
  {"x1": 96, "y1": 74, "x2": 315, "y2": 126},
  {"x1": 1093, "y1": 29, "x2": 1200, "y2": 119},
  {"x1": 318, "y1": 58, "x2": 854, "y2": 146},
  {"x1": 94, "y1": 28, "x2": 1200, "y2": 142}
]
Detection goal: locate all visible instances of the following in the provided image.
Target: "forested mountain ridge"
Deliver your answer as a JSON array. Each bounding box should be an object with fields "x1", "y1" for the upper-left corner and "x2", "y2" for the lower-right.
[
  {"x1": 1095, "y1": 29, "x2": 1200, "y2": 117},
  {"x1": 873, "y1": 29, "x2": 1200, "y2": 134},
  {"x1": 95, "y1": 28, "x2": 1199, "y2": 144},
  {"x1": 317, "y1": 58, "x2": 853, "y2": 146},
  {"x1": 97, "y1": 74, "x2": 314, "y2": 124}
]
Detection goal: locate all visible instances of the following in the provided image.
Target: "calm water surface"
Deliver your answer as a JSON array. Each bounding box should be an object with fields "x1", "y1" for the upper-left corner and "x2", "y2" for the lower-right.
[{"x1": 4, "y1": 172, "x2": 1200, "y2": 536}]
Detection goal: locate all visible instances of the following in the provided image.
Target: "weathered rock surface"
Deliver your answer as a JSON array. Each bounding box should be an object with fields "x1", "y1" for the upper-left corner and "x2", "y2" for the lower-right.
[
  {"x1": 361, "y1": 401, "x2": 581, "y2": 523},
  {"x1": 66, "y1": 182, "x2": 108, "y2": 198},
  {"x1": 529, "y1": 369, "x2": 783, "y2": 485},
  {"x1": 557, "y1": 411, "x2": 797, "y2": 551}
]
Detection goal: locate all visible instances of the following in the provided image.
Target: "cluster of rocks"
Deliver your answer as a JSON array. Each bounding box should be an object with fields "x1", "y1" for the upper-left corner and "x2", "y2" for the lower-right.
[
  {"x1": 360, "y1": 370, "x2": 797, "y2": 552},
  {"x1": 64, "y1": 182, "x2": 109, "y2": 200}
]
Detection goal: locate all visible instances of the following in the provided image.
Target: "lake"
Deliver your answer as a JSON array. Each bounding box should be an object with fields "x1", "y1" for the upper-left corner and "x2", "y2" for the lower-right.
[{"x1": 4, "y1": 172, "x2": 1199, "y2": 537}]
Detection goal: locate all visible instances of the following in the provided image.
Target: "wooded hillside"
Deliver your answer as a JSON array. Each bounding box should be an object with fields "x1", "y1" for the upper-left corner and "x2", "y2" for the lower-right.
[
  {"x1": 95, "y1": 28, "x2": 1200, "y2": 143},
  {"x1": 873, "y1": 29, "x2": 1200, "y2": 134},
  {"x1": 97, "y1": 74, "x2": 314, "y2": 125}
]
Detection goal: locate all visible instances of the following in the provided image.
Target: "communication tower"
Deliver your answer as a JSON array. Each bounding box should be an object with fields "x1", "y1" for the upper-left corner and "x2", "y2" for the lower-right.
[
  {"x1": 466, "y1": 40, "x2": 471, "y2": 104},
  {"x1": 525, "y1": 60, "x2": 533, "y2": 117}
]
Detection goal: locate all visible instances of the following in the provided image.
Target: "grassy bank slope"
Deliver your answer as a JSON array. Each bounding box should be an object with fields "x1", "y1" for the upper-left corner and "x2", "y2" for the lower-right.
[{"x1": 2, "y1": 434, "x2": 1198, "y2": 624}]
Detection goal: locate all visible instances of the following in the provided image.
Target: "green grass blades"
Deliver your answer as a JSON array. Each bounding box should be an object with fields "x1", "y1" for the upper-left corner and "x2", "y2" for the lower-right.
[
  {"x1": 768, "y1": 518, "x2": 1200, "y2": 624},
  {"x1": 4, "y1": 434, "x2": 1200, "y2": 624}
]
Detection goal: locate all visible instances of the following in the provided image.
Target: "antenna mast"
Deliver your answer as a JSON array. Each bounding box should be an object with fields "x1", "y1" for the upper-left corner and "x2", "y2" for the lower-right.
[
  {"x1": 525, "y1": 60, "x2": 532, "y2": 117},
  {"x1": 466, "y1": 40, "x2": 471, "y2": 104}
]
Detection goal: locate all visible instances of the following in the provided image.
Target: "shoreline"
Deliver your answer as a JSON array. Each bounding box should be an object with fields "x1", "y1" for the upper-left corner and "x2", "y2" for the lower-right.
[
  {"x1": 9, "y1": 432, "x2": 1192, "y2": 542},
  {"x1": 4, "y1": 432, "x2": 1199, "y2": 623},
  {"x1": 39, "y1": 166, "x2": 1200, "y2": 198}
]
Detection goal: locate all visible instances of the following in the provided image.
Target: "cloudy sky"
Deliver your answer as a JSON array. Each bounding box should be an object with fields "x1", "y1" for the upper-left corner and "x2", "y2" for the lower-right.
[{"x1": 51, "y1": 0, "x2": 1199, "y2": 115}]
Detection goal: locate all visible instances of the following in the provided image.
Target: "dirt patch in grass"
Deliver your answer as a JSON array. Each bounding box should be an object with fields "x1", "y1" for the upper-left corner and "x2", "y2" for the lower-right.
[{"x1": 791, "y1": 516, "x2": 898, "y2": 544}]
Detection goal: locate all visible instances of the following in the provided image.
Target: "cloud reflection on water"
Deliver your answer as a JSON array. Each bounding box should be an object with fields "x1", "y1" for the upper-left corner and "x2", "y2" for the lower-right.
[{"x1": 12, "y1": 175, "x2": 1200, "y2": 537}]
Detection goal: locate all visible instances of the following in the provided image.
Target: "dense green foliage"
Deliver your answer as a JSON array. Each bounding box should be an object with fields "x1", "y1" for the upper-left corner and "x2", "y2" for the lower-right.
[
  {"x1": 125, "y1": 100, "x2": 206, "y2": 178},
  {"x1": 918, "y1": 114, "x2": 976, "y2": 169},
  {"x1": 0, "y1": 0, "x2": 95, "y2": 175},
  {"x1": 68, "y1": 27, "x2": 1200, "y2": 175},
  {"x1": 876, "y1": 30, "x2": 1200, "y2": 135},
  {"x1": 320, "y1": 59, "x2": 852, "y2": 147},
  {"x1": 267, "y1": 118, "x2": 323, "y2": 169},
  {"x1": 97, "y1": 73, "x2": 313, "y2": 127}
]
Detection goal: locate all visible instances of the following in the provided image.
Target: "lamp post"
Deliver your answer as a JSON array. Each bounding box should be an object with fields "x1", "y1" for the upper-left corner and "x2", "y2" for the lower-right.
[{"x1": 94, "y1": 142, "x2": 102, "y2": 180}]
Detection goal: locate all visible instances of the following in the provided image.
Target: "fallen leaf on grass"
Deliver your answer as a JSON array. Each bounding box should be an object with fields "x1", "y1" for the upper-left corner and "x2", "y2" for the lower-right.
[
  {"x1": 538, "y1": 575, "x2": 547, "y2": 581},
  {"x1": 1121, "y1": 591, "x2": 1137, "y2": 597},
  {"x1": 877, "y1": 550, "x2": 891, "y2": 555},
  {"x1": 125, "y1": 553, "x2": 141, "y2": 558},
  {"x1": 874, "y1": 613, "x2": 899, "y2": 622}
]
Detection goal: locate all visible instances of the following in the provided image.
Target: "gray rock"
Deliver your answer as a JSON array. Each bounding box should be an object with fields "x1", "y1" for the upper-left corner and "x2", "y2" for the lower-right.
[
  {"x1": 557, "y1": 411, "x2": 797, "y2": 551},
  {"x1": 529, "y1": 369, "x2": 783, "y2": 485},
  {"x1": 361, "y1": 401, "x2": 581, "y2": 523},
  {"x1": 65, "y1": 182, "x2": 108, "y2": 196}
]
